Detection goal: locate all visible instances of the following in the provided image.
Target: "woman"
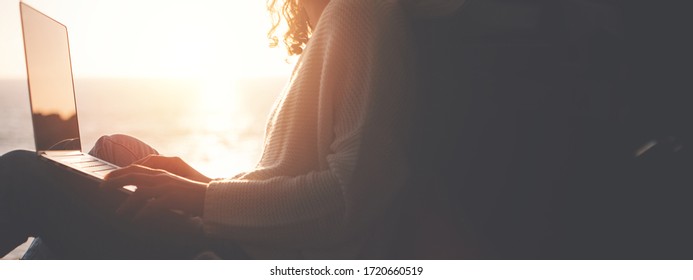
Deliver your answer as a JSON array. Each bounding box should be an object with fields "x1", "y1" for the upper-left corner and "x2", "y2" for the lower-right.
[{"x1": 0, "y1": 0, "x2": 466, "y2": 259}]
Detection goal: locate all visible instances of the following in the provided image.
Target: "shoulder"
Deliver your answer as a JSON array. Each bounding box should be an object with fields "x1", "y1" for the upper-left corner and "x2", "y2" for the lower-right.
[
  {"x1": 324, "y1": 0, "x2": 406, "y2": 15},
  {"x1": 320, "y1": 0, "x2": 408, "y2": 27},
  {"x1": 296, "y1": 0, "x2": 417, "y2": 72},
  {"x1": 321, "y1": 0, "x2": 468, "y2": 20},
  {"x1": 314, "y1": 0, "x2": 409, "y2": 42}
]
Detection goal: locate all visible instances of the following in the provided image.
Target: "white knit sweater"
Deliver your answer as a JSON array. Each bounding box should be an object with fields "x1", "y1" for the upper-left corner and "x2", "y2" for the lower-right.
[{"x1": 203, "y1": 0, "x2": 466, "y2": 259}]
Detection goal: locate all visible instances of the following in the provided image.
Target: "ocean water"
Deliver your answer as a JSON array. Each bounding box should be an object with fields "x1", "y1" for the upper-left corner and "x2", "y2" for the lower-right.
[{"x1": 0, "y1": 76, "x2": 286, "y2": 177}]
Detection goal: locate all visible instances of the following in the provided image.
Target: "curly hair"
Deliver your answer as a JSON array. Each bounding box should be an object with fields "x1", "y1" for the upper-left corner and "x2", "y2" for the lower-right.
[{"x1": 267, "y1": 0, "x2": 313, "y2": 56}]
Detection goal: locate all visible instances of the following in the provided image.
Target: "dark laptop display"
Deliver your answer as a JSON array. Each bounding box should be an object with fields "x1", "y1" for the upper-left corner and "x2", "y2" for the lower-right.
[
  {"x1": 21, "y1": 3, "x2": 81, "y2": 151},
  {"x1": 19, "y1": 2, "x2": 124, "y2": 185}
]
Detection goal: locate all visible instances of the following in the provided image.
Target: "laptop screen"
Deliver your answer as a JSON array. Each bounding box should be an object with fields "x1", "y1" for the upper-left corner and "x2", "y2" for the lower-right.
[{"x1": 20, "y1": 3, "x2": 81, "y2": 151}]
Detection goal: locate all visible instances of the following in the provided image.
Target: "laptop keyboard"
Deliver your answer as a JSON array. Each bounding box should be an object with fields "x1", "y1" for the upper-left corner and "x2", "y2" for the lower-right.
[{"x1": 52, "y1": 154, "x2": 118, "y2": 179}]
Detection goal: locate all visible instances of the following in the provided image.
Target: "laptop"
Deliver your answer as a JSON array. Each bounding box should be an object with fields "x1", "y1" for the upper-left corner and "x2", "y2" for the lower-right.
[{"x1": 20, "y1": 3, "x2": 120, "y2": 182}]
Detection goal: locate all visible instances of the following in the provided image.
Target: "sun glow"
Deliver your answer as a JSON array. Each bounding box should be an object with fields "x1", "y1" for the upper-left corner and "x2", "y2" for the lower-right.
[
  {"x1": 194, "y1": 77, "x2": 238, "y2": 131},
  {"x1": 2, "y1": 0, "x2": 294, "y2": 81}
]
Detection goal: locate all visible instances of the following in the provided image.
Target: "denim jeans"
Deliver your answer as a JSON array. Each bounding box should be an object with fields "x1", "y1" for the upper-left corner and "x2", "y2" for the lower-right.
[{"x1": 0, "y1": 134, "x2": 244, "y2": 259}]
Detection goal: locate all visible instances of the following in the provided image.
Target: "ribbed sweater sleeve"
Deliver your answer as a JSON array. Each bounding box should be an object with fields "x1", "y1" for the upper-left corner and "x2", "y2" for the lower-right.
[{"x1": 202, "y1": 0, "x2": 415, "y2": 256}]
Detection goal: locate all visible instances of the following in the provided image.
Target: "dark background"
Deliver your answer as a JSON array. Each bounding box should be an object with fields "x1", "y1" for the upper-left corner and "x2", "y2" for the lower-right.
[{"x1": 394, "y1": 0, "x2": 693, "y2": 259}]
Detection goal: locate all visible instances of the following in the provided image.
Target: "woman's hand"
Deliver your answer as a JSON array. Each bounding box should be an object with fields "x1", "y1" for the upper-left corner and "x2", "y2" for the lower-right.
[
  {"x1": 101, "y1": 164, "x2": 207, "y2": 223},
  {"x1": 133, "y1": 155, "x2": 212, "y2": 183}
]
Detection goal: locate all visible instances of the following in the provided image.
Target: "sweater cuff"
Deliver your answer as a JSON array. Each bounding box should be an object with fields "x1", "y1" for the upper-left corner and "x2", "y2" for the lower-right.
[{"x1": 202, "y1": 179, "x2": 234, "y2": 238}]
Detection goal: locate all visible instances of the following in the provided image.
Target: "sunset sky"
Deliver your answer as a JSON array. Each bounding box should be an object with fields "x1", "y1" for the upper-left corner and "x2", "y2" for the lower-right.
[{"x1": 0, "y1": 0, "x2": 294, "y2": 79}]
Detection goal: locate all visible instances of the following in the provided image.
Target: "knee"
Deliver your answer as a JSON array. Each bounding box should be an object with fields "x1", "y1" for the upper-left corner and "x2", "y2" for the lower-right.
[
  {"x1": 100, "y1": 134, "x2": 134, "y2": 142},
  {"x1": 90, "y1": 134, "x2": 158, "y2": 166},
  {"x1": 94, "y1": 134, "x2": 140, "y2": 147},
  {"x1": 95, "y1": 134, "x2": 157, "y2": 151}
]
